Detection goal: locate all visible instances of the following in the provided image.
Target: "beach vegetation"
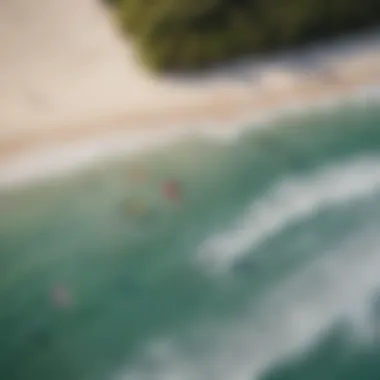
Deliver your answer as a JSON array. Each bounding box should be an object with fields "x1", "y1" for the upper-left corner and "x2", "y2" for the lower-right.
[{"x1": 109, "y1": 0, "x2": 380, "y2": 72}]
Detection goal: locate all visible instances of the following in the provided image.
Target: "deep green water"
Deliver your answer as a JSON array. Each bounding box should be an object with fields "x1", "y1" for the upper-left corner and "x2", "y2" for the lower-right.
[{"x1": 1, "y1": 92, "x2": 380, "y2": 380}]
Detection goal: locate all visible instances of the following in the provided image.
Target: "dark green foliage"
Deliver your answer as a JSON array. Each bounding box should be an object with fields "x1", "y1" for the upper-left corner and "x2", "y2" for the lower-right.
[{"x1": 110, "y1": 0, "x2": 380, "y2": 72}]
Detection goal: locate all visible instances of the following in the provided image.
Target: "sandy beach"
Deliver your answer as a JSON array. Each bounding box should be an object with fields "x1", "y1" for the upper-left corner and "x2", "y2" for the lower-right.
[{"x1": 1, "y1": 0, "x2": 380, "y2": 185}]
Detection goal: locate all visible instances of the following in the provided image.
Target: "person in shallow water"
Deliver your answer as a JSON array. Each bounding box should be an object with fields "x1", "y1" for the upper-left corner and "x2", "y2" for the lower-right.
[{"x1": 161, "y1": 180, "x2": 182, "y2": 202}]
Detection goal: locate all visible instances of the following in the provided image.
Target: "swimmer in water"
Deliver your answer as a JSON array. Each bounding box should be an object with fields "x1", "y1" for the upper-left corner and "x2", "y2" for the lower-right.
[{"x1": 161, "y1": 180, "x2": 182, "y2": 203}]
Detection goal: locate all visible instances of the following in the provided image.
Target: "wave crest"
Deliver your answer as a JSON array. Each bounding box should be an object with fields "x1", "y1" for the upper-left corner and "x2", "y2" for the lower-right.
[{"x1": 197, "y1": 155, "x2": 380, "y2": 272}]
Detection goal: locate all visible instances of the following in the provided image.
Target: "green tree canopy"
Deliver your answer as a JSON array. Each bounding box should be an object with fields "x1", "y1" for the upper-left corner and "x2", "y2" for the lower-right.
[{"x1": 109, "y1": 0, "x2": 380, "y2": 72}]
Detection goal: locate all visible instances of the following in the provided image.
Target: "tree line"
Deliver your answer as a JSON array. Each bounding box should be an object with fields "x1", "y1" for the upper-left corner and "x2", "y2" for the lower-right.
[{"x1": 108, "y1": 0, "x2": 380, "y2": 72}]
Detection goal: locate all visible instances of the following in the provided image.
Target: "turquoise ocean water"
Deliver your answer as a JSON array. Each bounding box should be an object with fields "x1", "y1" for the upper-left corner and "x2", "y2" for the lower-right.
[{"x1": 1, "y1": 92, "x2": 380, "y2": 380}]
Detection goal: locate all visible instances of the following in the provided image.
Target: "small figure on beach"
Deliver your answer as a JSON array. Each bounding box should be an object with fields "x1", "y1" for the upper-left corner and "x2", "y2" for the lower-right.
[
  {"x1": 51, "y1": 284, "x2": 72, "y2": 310},
  {"x1": 161, "y1": 180, "x2": 182, "y2": 203}
]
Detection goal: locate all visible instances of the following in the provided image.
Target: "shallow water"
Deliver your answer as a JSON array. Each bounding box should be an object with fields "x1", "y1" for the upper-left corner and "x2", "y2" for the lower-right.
[{"x1": 1, "y1": 94, "x2": 380, "y2": 380}]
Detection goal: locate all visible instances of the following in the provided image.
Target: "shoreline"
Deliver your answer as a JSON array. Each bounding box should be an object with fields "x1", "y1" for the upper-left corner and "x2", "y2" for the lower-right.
[
  {"x1": 1, "y1": 21, "x2": 380, "y2": 189},
  {"x1": 1, "y1": 78, "x2": 379, "y2": 190}
]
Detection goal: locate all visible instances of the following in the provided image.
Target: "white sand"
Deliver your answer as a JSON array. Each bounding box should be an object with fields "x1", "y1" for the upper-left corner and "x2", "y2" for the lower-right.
[
  {"x1": 0, "y1": 0, "x2": 246, "y2": 137},
  {"x1": 0, "y1": 0, "x2": 380, "y2": 186},
  {"x1": 0, "y1": 0, "x2": 173, "y2": 133}
]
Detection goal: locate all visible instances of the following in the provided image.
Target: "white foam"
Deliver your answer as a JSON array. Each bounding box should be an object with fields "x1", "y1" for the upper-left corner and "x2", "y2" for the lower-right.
[
  {"x1": 117, "y1": 230, "x2": 380, "y2": 380},
  {"x1": 0, "y1": 84, "x2": 379, "y2": 190},
  {"x1": 197, "y1": 155, "x2": 380, "y2": 272},
  {"x1": 0, "y1": 127, "x2": 189, "y2": 188}
]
